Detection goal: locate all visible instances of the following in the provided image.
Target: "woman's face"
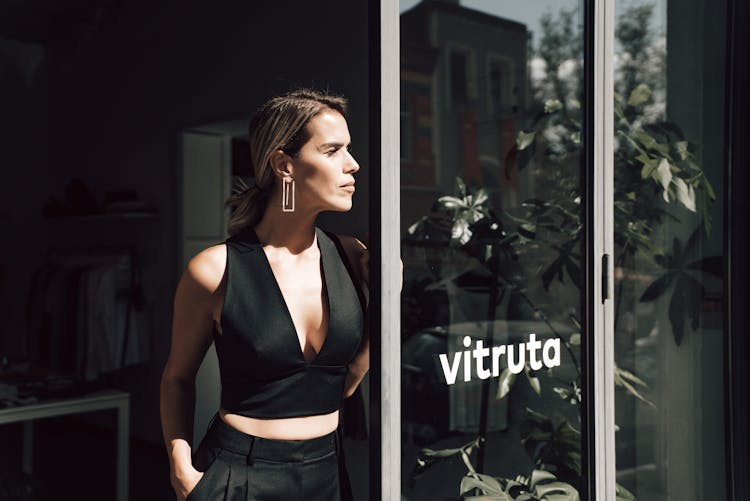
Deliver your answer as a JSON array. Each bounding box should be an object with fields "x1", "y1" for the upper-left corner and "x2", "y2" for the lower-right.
[{"x1": 289, "y1": 110, "x2": 360, "y2": 213}]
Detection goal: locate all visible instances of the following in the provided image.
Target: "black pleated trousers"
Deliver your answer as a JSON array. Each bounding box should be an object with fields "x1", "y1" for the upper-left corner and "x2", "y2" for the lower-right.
[{"x1": 186, "y1": 414, "x2": 353, "y2": 501}]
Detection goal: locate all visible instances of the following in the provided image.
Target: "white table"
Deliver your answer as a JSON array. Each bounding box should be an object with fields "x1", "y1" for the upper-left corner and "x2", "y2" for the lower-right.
[{"x1": 0, "y1": 388, "x2": 130, "y2": 501}]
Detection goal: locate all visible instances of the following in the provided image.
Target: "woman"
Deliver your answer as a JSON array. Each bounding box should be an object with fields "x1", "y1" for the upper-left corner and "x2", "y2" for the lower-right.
[{"x1": 160, "y1": 88, "x2": 369, "y2": 501}]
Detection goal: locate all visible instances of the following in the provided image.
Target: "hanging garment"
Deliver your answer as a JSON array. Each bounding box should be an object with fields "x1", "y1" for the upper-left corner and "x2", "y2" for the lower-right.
[{"x1": 25, "y1": 251, "x2": 150, "y2": 380}]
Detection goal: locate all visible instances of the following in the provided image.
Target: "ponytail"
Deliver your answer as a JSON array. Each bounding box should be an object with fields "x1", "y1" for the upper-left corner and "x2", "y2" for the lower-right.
[{"x1": 226, "y1": 184, "x2": 270, "y2": 236}]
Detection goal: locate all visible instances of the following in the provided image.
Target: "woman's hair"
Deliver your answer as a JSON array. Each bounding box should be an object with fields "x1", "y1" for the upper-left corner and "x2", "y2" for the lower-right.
[{"x1": 226, "y1": 88, "x2": 348, "y2": 236}]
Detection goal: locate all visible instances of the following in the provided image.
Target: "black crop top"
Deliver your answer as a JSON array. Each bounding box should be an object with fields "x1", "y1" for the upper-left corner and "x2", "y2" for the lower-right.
[{"x1": 215, "y1": 226, "x2": 365, "y2": 419}]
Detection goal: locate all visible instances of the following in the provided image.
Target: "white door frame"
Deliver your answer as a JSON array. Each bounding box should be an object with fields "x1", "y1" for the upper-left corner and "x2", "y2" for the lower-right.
[
  {"x1": 593, "y1": 0, "x2": 617, "y2": 497},
  {"x1": 379, "y1": 1, "x2": 401, "y2": 499}
]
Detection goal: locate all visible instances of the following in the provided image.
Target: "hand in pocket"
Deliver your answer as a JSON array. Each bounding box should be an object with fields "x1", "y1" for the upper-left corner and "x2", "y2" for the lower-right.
[{"x1": 175, "y1": 466, "x2": 204, "y2": 501}]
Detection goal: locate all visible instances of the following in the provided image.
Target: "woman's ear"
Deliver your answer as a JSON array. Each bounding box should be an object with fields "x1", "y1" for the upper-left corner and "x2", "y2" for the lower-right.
[{"x1": 269, "y1": 149, "x2": 294, "y2": 178}]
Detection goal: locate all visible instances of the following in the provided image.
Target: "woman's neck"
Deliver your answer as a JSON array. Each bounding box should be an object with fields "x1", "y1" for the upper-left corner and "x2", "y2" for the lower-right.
[{"x1": 253, "y1": 209, "x2": 319, "y2": 255}]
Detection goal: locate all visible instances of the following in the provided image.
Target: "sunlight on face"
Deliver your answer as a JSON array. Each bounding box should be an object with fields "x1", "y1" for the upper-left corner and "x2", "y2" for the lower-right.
[{"x1": 293, "y1": 110, "x2": 360, "y2": 212}]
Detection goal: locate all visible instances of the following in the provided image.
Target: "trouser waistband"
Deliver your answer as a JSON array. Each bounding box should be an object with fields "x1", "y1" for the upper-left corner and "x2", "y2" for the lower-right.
[{"x1": 203, "y1": 413, "x2": 339, "y2": 463}]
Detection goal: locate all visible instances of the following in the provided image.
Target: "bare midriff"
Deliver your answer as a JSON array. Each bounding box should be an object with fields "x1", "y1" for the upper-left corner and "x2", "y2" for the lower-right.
[{"x1": 218, "y1": 407, "x2": 339, "y2": 440}]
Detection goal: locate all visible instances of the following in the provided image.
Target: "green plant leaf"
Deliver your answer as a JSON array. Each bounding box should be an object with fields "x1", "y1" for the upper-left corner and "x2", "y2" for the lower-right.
[
  {"x1": 544, "y1": 99, "x2": 563, "y2": 113},
  {"x1": 541, "y1": 257, "x2": 564, "y2": 291},
  {"x1": 439, "y1": 195, "x2": 469, "y2": 210},
  {"x1": 555, "y1": 421, "x2": 583, "y2": 447},
  {"x1": 463, "y1": 496, "x2": 513, "y2": 501},
  {"x1": 415, "y1": 436, "x2": 484, "y2": 478},
  {"x1": 616, "y1": 483, "x2": 637, "y2": 501},
  {"x1": 517, "y1": 130, "x2": 537, "y2": 151},
  {"x1": 564, "y1": 258, "x2": 582, "y2": 289},
  {"x1": 614, "y1": 365, "x2": 655, "y2": 407},
  {"x1": 417, "y1": 445, "x2": 466, "y2": 461},
  {"x1": 633, "y1": 127, "x2": 670, "y2": 156},
  {"x1": 668, "y1": 280, "x2": 688, "y2": 345},
  {"x1": 685, "y1": 256, "x2": 723, "y2": 277},
  {"x1": 529, "y1": 470, "x2": 557, "y2": 487},
  {"x1": 519, "y1": 223, "x2": 537, "y2": 239},
  {"x1": 534, "y1": 482, "x2": 579, "y2": 501},
  {"x1": 627, "y1": 83, "x2": 652, "y2": 106},
  {"x1": 456, "y1": 177, "x2": 467, "y2": 196},
  {"x1": 474, "y1": 189, "x2": 489, "y2": 206},
  {"x1": 672, "y1": 237, "x2": 684, "y2": 266},
  {"x1": 673, "y1": 177, "x2": 696, "y2": 212},
  {"x1": 615, "y1": 366, "x2": 648, "y2": 387},
  {"x1": 639, "y1": 156, "x2": 659, "y2": 180},
  {"x1": 497, "y1": 368, "x2": 516, "y2": 399},
  {"x1": 674, "y1": 141, "x2": 690, "y2": 160},
  {"x1": 460, "y1": 474, "x2": 507, "y2": 496},
  {"x1": 553, "y1": 386, "x2": 572, "y2": 401},
  {"x1": 527, "y1": 470, "x2": 580, "y2": 500},
  {"x1": 453, "y1": 219, "x2": 473, "y2": 245},
  {"x1": 417, "y1": 437, "x2": 482, "y2": 462},
  {"x1": 704, "y1": 176, "x2": 716, "y2": 200},
  {"x1": 526, "y1": 367, "x2": 542, "y2": 395},
  {"x1": 406, "y1": 216, "x2": 427, "y2": 235},
  {"x1": 526, "y1": 407, "x2": 553, "y2": 431},
  {"x1": 655, "y1": 158, "x2": 672, "y2": 201},
  {"x1": 639, "y1": 272, "x2": 675, "y2": 302}
]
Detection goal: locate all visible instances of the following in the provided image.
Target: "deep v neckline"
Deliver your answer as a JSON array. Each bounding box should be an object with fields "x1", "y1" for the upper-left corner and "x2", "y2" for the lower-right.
[{"x1": 253, "y1": 227, "x2": 331, "y2": 365}]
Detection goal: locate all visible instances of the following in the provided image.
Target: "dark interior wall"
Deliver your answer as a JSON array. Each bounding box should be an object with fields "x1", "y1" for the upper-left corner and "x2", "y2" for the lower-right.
[
  {"x1": 0, "y1": 40, "x2": 51, "y2": 361},
  {"x1": 1, "y1": 0, "x2": 370, "y2": 445},
  {"x1": 729, "y1": 0, "x2": 750, "y2": 497}
]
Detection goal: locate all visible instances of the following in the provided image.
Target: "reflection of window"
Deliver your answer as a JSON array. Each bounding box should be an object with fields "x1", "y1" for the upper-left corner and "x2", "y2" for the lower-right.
[
  {"x1": 450, "y1": 49, "x2": 469, "y2": 106},
  {"x1": 487, "y1": 56, "x2": 514, "y2": 115},
  {"x1": 400, "y1": 98, "x2": 412, "y2": 162}
]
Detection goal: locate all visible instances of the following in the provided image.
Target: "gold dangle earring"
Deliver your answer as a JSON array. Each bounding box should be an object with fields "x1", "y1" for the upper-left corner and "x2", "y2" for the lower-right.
[{"x1": 282, "y1": 176, "x2": 295, "y2": 212}]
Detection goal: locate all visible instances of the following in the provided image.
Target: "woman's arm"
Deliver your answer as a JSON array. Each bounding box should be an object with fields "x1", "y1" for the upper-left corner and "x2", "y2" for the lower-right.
[
  {"x1": 160, "y1": 245, "x2": 225, "y2": 500},
  {"x1": 338, "y1": 234, "x2": 403, "y2": 398},
  {"x1": 338, "y1": 235, "x2": 371, "y2": 398}
]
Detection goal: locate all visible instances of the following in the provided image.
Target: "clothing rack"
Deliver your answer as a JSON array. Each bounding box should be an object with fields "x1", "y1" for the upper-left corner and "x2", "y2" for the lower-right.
[{"x1": 26, "y1": 245, "x2": 149, "y2": 380}]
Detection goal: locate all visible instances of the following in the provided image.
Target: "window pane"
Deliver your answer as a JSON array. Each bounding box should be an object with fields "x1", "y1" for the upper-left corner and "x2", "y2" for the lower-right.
[
  {"x1": 399, "y1": 1, "x2": 585, "y2": 499},
  {"x1": 612, "y1": 1, "x2": 729, "y2": 499}
]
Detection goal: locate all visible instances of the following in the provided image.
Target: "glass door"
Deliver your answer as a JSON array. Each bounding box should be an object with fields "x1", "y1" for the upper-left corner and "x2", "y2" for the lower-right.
[
  {"x1": 611, "y1": 1, "x2": 731, "y2": 499},
  {"x1": 397, "y1": 1, "x2": 590, "y2": 499},
  {"x1": 376, "y1": 1, "x2": 744, "y2": 499}
]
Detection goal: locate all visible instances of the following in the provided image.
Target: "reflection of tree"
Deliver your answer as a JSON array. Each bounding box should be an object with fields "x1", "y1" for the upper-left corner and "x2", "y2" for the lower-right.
[
  {"x1": 615, "y1": 3, "x2": 666, "y2": 117},
  {"x1": 407, "y1": 3, "x2": 716, "y2": 500},
  {"x1": 532, "y1": 7, "x2": 581, "y2": 106},
  {"x1": 520, "y1": 0, "x2": 716, "y2": 434}
]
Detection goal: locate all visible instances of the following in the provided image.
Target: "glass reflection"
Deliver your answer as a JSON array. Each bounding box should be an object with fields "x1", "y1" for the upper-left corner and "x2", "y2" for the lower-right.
[
  {"x1": 613, "y1": 1, "x2": 728, "y2": 500},
  {"x1": 399, "y1": 1, "x2": 584, "y2": 499}
]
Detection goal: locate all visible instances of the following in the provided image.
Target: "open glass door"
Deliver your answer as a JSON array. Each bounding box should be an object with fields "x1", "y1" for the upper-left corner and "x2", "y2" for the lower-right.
[
  {"x1": 379, "y1": 0, "x2": 745, "y2": 499},
  {"x1": 396, "y1": 1, "x2": 591, "y2": 499},
  {"x1": 611, "y1": 1, "x2": 731, "y2": 499}
]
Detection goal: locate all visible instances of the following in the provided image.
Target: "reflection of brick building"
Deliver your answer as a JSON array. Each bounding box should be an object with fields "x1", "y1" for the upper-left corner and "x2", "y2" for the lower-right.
[
  {"x1": 401, "y1": 68, "x2": 437, "y2": 187},
  {"x1": 400, "y1": 0, "x2": 527, "y2": 226}
]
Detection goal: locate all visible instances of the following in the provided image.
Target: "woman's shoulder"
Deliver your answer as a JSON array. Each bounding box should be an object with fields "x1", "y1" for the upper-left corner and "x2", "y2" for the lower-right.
[
  {"x1": 183, "y1": 243, "x2": 227, "y2": 295},
  {"x1": 333, "y1": 233, "x2": 367, "y2": 253},
  {"x1": 327, "y1": 232, "x2": 367, "y2": 287},
  {"x1": 328, "y1": 233, "x2": 366, "y2": 265}
]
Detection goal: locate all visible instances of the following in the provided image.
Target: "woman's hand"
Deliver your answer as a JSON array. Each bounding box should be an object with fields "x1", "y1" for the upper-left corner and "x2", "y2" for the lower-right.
[
  {"x1": 357, "y1": 231, "x2": 402, "y2": 291},
  {"x1": 172, "y1": 466, "x2": 204, "y2": 501}
]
